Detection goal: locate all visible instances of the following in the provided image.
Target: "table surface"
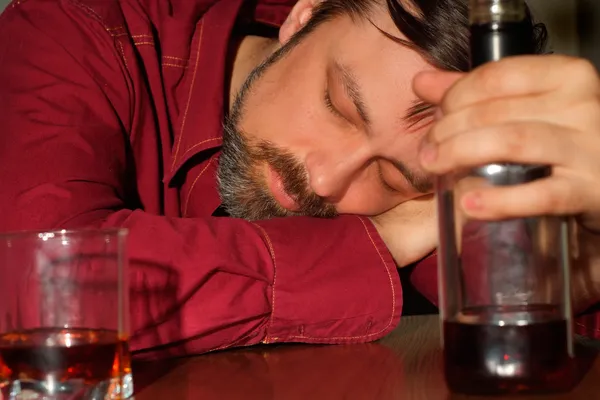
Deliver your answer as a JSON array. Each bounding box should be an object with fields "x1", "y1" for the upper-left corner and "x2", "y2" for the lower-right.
[{"x1": 133, "y1": 315, "x2": 600, "y2": 399}]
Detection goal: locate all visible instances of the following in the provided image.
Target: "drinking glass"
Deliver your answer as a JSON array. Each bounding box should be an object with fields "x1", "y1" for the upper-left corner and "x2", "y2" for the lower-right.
[{"x1": 0, "y1": 229, "x2": 133, "y2": 399}]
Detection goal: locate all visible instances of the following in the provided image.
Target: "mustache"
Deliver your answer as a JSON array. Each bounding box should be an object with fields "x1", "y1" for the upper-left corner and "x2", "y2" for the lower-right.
[
  {"x1": 217, "y1": 115, "x2": 337, "y2": 220},
  {"x1": 250, "y1": 141, "x2": 337, "y2": 218}
]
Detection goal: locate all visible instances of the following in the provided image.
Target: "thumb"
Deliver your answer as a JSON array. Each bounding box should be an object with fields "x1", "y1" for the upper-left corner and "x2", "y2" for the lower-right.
[{"x1": 413, "y1": 70, "x2": 464, "y2": 105}]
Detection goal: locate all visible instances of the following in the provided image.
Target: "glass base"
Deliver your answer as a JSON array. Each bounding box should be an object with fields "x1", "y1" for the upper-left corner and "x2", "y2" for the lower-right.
[{"x1": 1, "y1": 373, "x2": 134, "y2": 400}]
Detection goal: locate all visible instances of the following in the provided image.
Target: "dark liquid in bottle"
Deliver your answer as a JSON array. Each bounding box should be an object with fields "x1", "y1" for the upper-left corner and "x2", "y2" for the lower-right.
[
  {"x1": 444, "y1": 306, "x2": 575, "y2": 395},
  {"x1": 0, "y1": 328, "x2": 130, "y2": 385},
  {"x1": 470, "y1": 21, "x2": 535, "y2": 68}
]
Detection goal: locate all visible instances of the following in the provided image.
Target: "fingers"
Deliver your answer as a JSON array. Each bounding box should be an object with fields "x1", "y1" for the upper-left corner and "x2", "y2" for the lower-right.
[
  {"x1": 414, "y1": 54, "x2": 600, "y2": 233},
  {"x1": 440, "y1": 56, "x2": 598, "y2": 113},
  {"x1": 413, "y1": 70, "x2": 463, "y2": 105},
  {"x1": 419, "y1": 121, "x2": 580, "y2": 175},
  {"x1": 413, "y1": 55, "x2": 598, "y2": 113},
  {"x1": 426, "y1": 92, "x2": 566, "y2": 143},
  {"x1": 458, "y1": 175, "x2": 588, "y2": 221}
]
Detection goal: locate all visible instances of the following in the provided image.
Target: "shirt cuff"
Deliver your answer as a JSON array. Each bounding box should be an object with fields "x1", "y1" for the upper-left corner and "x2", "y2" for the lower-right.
[{"x1": 252, "y1": 216, "x2": 402, "y2": 345}]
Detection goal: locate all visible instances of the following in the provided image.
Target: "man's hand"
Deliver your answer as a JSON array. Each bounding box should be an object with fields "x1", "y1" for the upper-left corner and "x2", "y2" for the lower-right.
[
  {"x1": 414, "y1": 54, "x2": 600, "y2": 309},
  {"x1": 370, "y1": 195, "x2": 437, "y2": 268},
  {"x1": 415, "y1": 55, "x2": 600, "y2": 229}
]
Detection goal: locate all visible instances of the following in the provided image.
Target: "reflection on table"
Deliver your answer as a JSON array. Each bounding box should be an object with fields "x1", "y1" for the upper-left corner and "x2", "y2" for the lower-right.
[{"x1": 134, "y1": 315, "x2": 600, "y2": 400}]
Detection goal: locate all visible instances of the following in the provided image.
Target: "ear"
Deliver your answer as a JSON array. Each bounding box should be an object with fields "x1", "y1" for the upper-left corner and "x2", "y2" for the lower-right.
[{"x1": 279, "y1": 0, "x2": 324, "y2": 44}]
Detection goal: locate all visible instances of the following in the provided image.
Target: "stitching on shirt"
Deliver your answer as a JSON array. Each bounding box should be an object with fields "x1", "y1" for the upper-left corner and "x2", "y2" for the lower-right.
[
  {"x1": 69, "y1": 0, "x2": 133, "y2": 79},
  {"x1": 70, "y1": 0, "x2": 109, "y2": 30},
  {"x1": 171, "y1": 22, "x2": 205, "y2": 171},
  {"x1": 286, "y1": 216, "x2": 396, "y2": 341},
  {"x1": 116, "y1": 39, "x2": 129, "y2": 73},
  {"x1": 163, "y1": 55, "x2": 189, "y2": 62},
  {"x1": 131, "y1": 34, "x2": 153, "y2": 39},
  {"x1": 182, "y1": 157, "x2": 214, "y2": 217},
  {"x1": 163, "y1": 63, "x2": 188, "y2": 69},
  {"x1": 251, "y1": 223, "x2": 277, "y2": 344},
  {"x1": 180, "y1": 137, "x2": 222, "y2": 161},
  {"x1": 10, "y1": 0, "x2": 28, "y2": 8},
  {"x1": 133, "y1": 41, "x2": 155, "y2": 47},
  {"x1": 205, "y1": 327, "x2": 269, "y2": 354},
  {"x1": 70, "y1": 0, "x2": 134, "y2": 44},
  {"x1": 161, "y1": 56, "x2": 189, "y2": 69}
]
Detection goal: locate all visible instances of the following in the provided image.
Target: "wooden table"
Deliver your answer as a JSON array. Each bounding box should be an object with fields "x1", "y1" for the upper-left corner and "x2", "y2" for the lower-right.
[{"x1": 133, "y1": 315, "x2": 600, "y2": 399}]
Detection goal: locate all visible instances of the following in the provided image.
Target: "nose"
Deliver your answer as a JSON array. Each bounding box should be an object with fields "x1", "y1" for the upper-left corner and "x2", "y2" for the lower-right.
[{"x1": 305, "y1": 146, "x2": 371, "y2": 202}]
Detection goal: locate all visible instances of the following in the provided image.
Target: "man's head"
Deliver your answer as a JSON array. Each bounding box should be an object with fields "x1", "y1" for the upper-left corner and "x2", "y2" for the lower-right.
[{"x1": 218, "y1": 0, "x2": 547, "y2": 221}]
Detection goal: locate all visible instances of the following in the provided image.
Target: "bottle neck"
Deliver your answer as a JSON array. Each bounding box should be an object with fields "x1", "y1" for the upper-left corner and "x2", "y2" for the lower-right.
[
  {"x1": 469, "y1": 21, "x2": 535, "y2": 68},
  {"x1": 469, "y1": 0, "x2": 533, "y2": 68}
]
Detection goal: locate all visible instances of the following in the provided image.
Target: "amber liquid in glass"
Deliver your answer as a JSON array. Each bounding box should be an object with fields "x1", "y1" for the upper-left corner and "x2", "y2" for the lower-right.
[
  {"x1": 444, "y1": 306, "x2": 575, "y2": 395},
  {"x1": 0, "y1": 328, "x2": 130, "y2": 391}
]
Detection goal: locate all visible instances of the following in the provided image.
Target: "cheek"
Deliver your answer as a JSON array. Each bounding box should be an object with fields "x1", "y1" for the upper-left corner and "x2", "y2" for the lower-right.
[
  {"x1": 244, "y1": 90, "x2": 323, "y2": 150},
  {"x1": 335, "y1": 165, "x2": 403, "y2": 216}
]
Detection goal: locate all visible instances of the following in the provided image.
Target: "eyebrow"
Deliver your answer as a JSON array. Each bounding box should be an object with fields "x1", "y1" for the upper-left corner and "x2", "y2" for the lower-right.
[
  {"x1": 331, "y1": 62, "x2": 433, "y2": 194},
  {"x1": 405, "y1": 100, "x2": 435, "y2": 128},
  {"x1": 390, "y1": 159, "x2": 434, "y2": 194},
  {"x1": 332, "y1": 61, "x2": 372, "y2": 130}
]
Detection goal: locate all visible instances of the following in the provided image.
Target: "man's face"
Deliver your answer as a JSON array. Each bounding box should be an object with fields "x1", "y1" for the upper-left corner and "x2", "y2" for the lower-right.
[{"x1": 218, "y1": 6, "x2": 435, "y2": 220}]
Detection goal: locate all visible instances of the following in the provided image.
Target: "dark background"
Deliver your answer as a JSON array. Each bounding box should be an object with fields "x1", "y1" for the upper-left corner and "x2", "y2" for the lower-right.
[{"x1": 578, "y1": 0, "x2": 600, "y2": 68}]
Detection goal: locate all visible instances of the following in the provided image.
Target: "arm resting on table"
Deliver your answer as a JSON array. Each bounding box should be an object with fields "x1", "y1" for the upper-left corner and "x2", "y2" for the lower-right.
[{"x1": 0, "y1": 2, "x2": 402, "y2": 359}]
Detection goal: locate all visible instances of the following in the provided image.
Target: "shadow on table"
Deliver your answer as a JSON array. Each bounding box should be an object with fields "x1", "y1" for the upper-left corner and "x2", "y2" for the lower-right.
[
  {"x1": 131, "y1": 343, "x2": 410, "y2": 399},
  {"x1": 132, "y1": 357, "x2": 186, "y2": 395}
]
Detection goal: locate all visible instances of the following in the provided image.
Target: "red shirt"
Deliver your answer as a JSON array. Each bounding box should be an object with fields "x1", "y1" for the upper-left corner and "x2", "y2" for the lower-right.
[
  {"x1": 0, "y1": 0, "x2": 408, "y2": 358},
  {"x1": 0, "y1": 0, "x2": 597, "y2": 359}
]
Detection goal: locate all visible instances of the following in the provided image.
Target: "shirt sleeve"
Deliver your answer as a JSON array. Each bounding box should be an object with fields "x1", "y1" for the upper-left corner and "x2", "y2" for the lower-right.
[{"x1": 0, "y1": 1, "x2": 401, "y2": 359}]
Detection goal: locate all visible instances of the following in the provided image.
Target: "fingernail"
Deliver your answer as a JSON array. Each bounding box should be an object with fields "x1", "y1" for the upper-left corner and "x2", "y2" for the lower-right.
[
  {"x1": 419, "y1": 142, "x2": 438, "y2": 165},
  {"x1": 462, "y1": 193, "x2": 482, "y2": 211}
]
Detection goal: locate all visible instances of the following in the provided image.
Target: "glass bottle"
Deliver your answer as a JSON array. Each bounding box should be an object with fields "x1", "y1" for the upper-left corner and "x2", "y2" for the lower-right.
[{"x1": 438, "y1": 0, "x2": 576, "y2": 395}]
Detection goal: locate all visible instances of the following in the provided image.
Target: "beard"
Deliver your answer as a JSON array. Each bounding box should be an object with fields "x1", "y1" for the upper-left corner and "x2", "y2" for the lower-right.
[{"x1": 217, "y1": 119, "x2": 338, "y2": 221}]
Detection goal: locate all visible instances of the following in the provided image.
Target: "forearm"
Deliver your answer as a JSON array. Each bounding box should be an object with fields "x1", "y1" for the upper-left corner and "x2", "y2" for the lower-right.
[{"x1": 32, "y1": 208, "x2": 404, "y2": 359}]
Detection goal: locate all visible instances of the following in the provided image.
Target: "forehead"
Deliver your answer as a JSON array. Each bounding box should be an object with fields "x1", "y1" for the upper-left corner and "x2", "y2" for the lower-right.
[
  {"x1": 324, "y1": 11, "x2": 434, "y2": 126},
  {"x1": 328, "y1": 5, "x2": 429, "y2": 72}
]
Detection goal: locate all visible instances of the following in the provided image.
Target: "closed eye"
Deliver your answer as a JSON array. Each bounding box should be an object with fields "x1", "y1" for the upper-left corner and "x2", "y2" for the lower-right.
[
  {"x1": 378, "y1": 163, "x2": 401, "y2": 194},
  {"x1": 324, "y1": 89, "x2": 347, "y2": 121}
]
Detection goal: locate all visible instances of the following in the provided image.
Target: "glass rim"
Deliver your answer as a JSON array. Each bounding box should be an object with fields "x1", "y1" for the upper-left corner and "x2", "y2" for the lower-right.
[{"x1": 0, "y1": 227, "x2": 128, "y2": 241}]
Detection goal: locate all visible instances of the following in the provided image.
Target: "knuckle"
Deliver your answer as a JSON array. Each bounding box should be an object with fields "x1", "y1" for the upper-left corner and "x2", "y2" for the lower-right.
[
  {"x1": 542, "y1": 182, "x2": 573, "y2": 213},
  {"x1": 540, "y1": 191, "x2": 563, "y2": 213},
  {"x1": 475, "y1": 62, "x2": 510, "y2": 94},
  {"x1": 566, "y1": 58, "x2": 598, "y2": 82},
  {"x1": 501, "y1": 123, "x2": 529, "y2": 157},
  {"x1": 440, "y1": 90, "x2": 459, "y2": 113},
  {"x1": 441, "y1": 136, "x2": 461, "y2": 160},
  {"x1": 469, "y1": 103, "x2": 499, "y2": 128}
]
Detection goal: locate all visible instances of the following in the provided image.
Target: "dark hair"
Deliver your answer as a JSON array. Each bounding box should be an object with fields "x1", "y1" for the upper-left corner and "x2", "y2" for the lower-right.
[
  {"x1": 290, "y1": 0, "x2": 549, "y2": 123},
  {"x1": 232, "y1": 0, "x2": 548, "y2": 126},
  {"x1": 301, "y1": 0, "x2": 548, "y2": 71}
]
